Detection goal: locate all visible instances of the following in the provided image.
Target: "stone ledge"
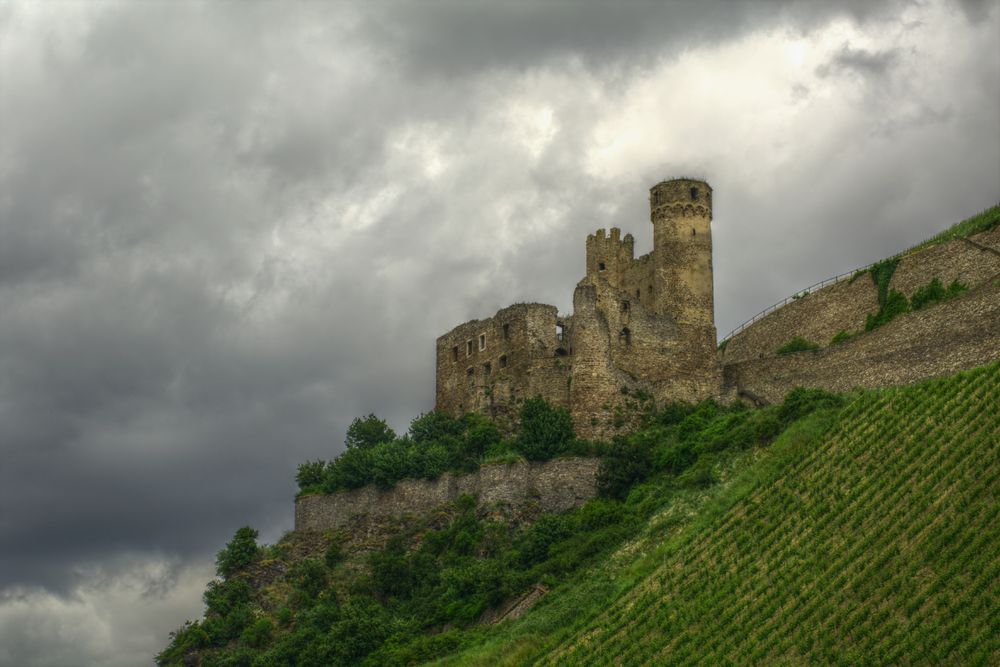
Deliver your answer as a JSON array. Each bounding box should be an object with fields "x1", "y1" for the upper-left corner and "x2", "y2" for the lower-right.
[{"x1": 294, "y1": 457, "x2": 601, "y2": 533}]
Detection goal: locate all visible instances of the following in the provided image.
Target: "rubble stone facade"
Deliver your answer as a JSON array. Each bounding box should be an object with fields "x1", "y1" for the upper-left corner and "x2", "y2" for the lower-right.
[{"x1": 436, "y1": 179, "x2": 721, "y2": 437}]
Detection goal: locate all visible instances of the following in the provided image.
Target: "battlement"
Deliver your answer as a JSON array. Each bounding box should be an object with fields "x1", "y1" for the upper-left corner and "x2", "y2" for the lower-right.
[
  {"x1": 650, "y1": 178, "x2": 713, "y2": 220},
  {"x1": 586, "y1": 227, "x2": 635, "y2": 281}
]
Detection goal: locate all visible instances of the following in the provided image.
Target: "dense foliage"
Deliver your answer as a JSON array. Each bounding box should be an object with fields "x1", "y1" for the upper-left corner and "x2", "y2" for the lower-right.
[
  {"x1": 484, "y1": 362, "x2": 999, "y2": 666},
  {"x1": 296, "y1": 398, "x2": 583, "y2": 495},
  {"x1": 158, "y1": 386, "x2": 854, "y2": 667},
  {"x1": 910, "y1": 277, "x2": 968, "y2": 310}
]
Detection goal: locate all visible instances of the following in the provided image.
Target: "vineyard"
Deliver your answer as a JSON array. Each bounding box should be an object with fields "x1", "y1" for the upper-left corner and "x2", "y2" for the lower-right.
[{"x1": 439, "y1": 362, "x2": 1000, "y2": 665}]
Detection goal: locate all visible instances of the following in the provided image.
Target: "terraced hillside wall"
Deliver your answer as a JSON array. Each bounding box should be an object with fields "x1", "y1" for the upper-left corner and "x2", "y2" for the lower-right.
[
  {"x1": 295, "y1": 457, "x2": 600, "y2": 533},
  {"x1": 721, "y1": 226, "x2": 1000, "y2": 365},
  {"x1": 724, "y1": 277, "x2": 1000, "y2": 403}
]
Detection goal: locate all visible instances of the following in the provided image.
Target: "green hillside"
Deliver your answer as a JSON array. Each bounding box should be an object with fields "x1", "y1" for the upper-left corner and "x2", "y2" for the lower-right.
[
  {"x1": 158, "y1": 362, "x2": 999, "y2": 666},
  {"x1": 440, "y1": 362, "x2": 1000, "y2": 665}
]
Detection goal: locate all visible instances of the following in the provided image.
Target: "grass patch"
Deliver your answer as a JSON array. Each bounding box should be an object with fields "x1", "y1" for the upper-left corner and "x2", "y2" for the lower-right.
[{"x1": 776, "y1": 336, "x2": 820, "y2": 355}]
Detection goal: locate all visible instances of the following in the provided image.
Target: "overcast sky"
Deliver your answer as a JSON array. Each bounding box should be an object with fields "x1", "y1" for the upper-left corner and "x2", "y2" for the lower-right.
[{"x1": 1, "y1": 1, "x2": 997, "y2": 664}]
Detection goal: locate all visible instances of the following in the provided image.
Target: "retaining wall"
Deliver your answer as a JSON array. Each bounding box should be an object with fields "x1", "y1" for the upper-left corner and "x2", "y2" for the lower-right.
[
  {"x1": 295, "y1": 457, "x2": 600, "y2": 532},
  {"x1": 724, "y1": 278, "x2": 1000, "y2": 403}
]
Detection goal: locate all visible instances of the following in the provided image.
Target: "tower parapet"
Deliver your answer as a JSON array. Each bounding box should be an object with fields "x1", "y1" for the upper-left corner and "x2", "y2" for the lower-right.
[{"x1": 586, "y1": 227, "x2": 635, "y2": 287}]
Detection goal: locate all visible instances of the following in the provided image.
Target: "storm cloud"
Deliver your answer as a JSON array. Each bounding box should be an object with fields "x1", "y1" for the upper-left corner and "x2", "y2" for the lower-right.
[{"x1": 1, "y1": 1, "x2": 997, "y2": 664}]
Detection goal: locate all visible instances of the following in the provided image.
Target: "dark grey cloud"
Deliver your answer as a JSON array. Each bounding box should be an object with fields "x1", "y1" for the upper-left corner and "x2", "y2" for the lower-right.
[
  {"x1": 362, "y1": 0, "x2": 914, "y2": 76},
  {"x1": 0, "y1": 0, "x2": 997, "y2": 664},
  {"x1": 816, "y1": 42, "x2": 902, "y2": 78}
]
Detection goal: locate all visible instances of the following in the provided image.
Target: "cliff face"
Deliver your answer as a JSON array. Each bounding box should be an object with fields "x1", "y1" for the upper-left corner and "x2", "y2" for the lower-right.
[{"x1": 295, "y1": 457, "x2": 600, "y2": 533}]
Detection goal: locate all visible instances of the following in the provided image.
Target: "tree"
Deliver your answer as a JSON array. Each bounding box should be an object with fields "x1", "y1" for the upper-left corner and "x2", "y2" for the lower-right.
[
  {"x1": 216, "y1": 526, "x2": 260, "y2": 579},
  {"x1": 515, "y1": 396, "x2": 575, "y2": 461},
  {"x1": 345, "y1": 414, "x2": 396, "y2": 450}
]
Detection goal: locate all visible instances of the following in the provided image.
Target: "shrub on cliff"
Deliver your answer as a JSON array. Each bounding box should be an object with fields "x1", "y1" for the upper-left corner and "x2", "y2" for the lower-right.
[
  {"x1": 216, "y1": 526, "x2": 260, "y2": 579},
  {"x1": 598, "y1": 435, "x2": 654, "y2": 499},
  {"x1": 776, "y1": 336, "x2": 820, "y2": 355},
  {"x1": 515, "y1": 396, "x2": 576, "y2": 461},
  {"x1": 778, "y1": 387, "x2": 844, "y2": 425},
  {"x1": 865, "y1": 288, "x2": 909, "y2": 331},
  {"x1": 910, "y1": 277, "x2": 968, "y2": 311}
]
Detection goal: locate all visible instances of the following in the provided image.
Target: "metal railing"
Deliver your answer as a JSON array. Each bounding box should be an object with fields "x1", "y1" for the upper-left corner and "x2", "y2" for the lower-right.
[{"x1": 720, "y1": 261, "x2": 877, "y2": 343}]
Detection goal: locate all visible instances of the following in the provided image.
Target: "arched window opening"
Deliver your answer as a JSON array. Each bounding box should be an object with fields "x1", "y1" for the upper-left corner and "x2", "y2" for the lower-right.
[
  {"x1": 556, "y1": 323, "x2": 565, "y2": 341},
  {"x1": 690, "y1": 186, "x2": 698, "y2": 200},
  {"x1": 620, "y1": 327, "x2": 632, "y2": 345},
  {"x1": 499, "y1": 355, "x2": 508, "y2": 368},
  {"x1": 555, "y1": 347, "x2": 569, "y2": 357}
]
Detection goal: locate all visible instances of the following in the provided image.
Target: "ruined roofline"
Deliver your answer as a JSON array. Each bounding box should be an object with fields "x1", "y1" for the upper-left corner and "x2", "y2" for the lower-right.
[{"x1": 436, "y1": 302, "x2": 559, "y2": 341}]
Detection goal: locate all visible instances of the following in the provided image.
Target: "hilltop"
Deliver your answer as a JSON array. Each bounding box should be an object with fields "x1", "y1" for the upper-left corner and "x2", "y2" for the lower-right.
[{"x1": 157, "y1": 206, "x2": 1000, "y2": 666}]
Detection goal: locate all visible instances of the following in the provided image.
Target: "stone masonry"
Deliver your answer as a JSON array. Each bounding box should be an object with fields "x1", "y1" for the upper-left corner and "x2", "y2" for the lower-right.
[
  {"x1": 436, "y1": 179, "x2": 720, "y2": 438},
  {"x1": 295, "y1": 457, "x2": 600, "y2": 532}
]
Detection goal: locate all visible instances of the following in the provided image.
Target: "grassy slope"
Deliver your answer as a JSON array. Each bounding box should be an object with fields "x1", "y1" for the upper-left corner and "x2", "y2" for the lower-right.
[
  {"x1": 436, "y1": 361, "x2": 1000, "y2": 665},
  {"x1": 904, "y1": 203, "x2": 1000, "y2": 256}
]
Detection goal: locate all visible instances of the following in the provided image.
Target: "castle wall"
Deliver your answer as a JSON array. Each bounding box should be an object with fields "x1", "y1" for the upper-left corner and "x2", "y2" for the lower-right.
[
  {"x1": 724, "y1": 276, "x2": 1000, "y2": 403},
  {"x1": 294, "y1": 457, "x2": 600, "y2": 532},
  {"x1": 435, "y1": 303, "x2": 570, "y2": 423},
  {"x1": 436, "y1": 179, "x2": 720, "y2": 438},
  {"x1": 721, "y1": 227, "x2": 1000, "y2": 365}
]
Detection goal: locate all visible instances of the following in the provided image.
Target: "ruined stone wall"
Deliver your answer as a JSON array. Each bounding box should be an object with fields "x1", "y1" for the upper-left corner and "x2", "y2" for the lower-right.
[
  {"x1": 436, "y1": 303, "x2": 570, "y2": 421},
  {"x1": 724, "y1": 278, "x2": 1000, "y2": 403},
  {"x1": 295, "y1": 457, "x2": 600, "y2": 532},
  {"x1": 722, "y1": 227, "x2": 1000, "y2": 365}
]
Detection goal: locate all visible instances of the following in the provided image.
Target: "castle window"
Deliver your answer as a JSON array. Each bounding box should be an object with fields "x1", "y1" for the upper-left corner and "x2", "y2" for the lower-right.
[
  {"x1": 483, "y1": 362, "x2": 491, "y2": 376},
  {"x1": 499, "y1": 354, "x2": 508, "y2": 369},
  {"x1": 622, "y1": 300, "x2": 630, "y2": 312},
  {"x1": 555, "y1": 347, "x2": 568, "y2": 357},
  {"x1": 598, "y1": 262, "x2": 606, "y2": 271},
  {"x1": 636, "y1": 288, "x2": 640, "y2": 298},
  {"x1": 620, "y1": 327, "x2": 631, "y2": 345},
  {"x1": 692, "y1": 228, "x2": 696, "y2": 236},
  {"x1": 502, "y1": 323, "x2": 510, "y2": 340},
  {"x1": 466, "y1": 340, "x2": 473, "y2": 356},
  {"x1": 556, "y1": 323, "x2": 565, "y2": 341},
  {"x1": 690, "y1": 186, "x2": 698, "y2": 200},
  {"x1": 467, "y1": 367, "x2": 474, "y2": 387},
  {"x1": 478, "y1": 334, "x2": 486, "y2": 351},
  {"x1": 452, "y1": 346, "x2": 459, "y2": 362}
]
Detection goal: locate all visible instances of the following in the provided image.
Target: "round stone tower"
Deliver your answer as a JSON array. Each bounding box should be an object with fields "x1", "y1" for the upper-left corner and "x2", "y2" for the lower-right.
[{"x1": 649, "y1": 178, "x2": 715, "y2": 333}]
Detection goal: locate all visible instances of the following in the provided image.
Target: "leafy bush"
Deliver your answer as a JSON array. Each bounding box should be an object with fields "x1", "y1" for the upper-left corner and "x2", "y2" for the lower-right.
[
  {"x1": 240, "y1": 617, "x2": 273, "y2": 648},
  {"x1": 514, "y1": 396, "x2": 575, "y2": 461},
  {"x1": 911, "y1": 277, "x2": 968, "y2": 310},
  {"x1": 865, "y1": 288, "x2": 909, "y2": 331},
  {"x1": 216, "y1": 527, "x2": 259, "y2": 579},
  {"x1": 776, "y1": 336, "x2": 820, "y2": 355},
  {"x1": 345, "y1": 414, "x2": 396, "y2": 450},
  {"x1": 295, "y1": 460, "x2": 327, "y2": 491},
  {"x1": 290, "y1": 558, "x2": 328, "y2": 602},
  {"x1": 831, "y1": 329, "x2": 856, "y2": 345},
  {"x1": 869, "y1": 257, "x2": 900, "y2": 307},
  {"x1": 598, "y1": 436, "x2": 654, "y2": 499},
  {"x1": 778, "y1": 387, "x2": 844, "y2": 425}
]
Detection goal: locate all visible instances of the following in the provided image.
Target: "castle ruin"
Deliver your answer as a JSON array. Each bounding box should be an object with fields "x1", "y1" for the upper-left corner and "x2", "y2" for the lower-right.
[{"x1": 435, "y1": 178, "x2": 721, "y2": 437}]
